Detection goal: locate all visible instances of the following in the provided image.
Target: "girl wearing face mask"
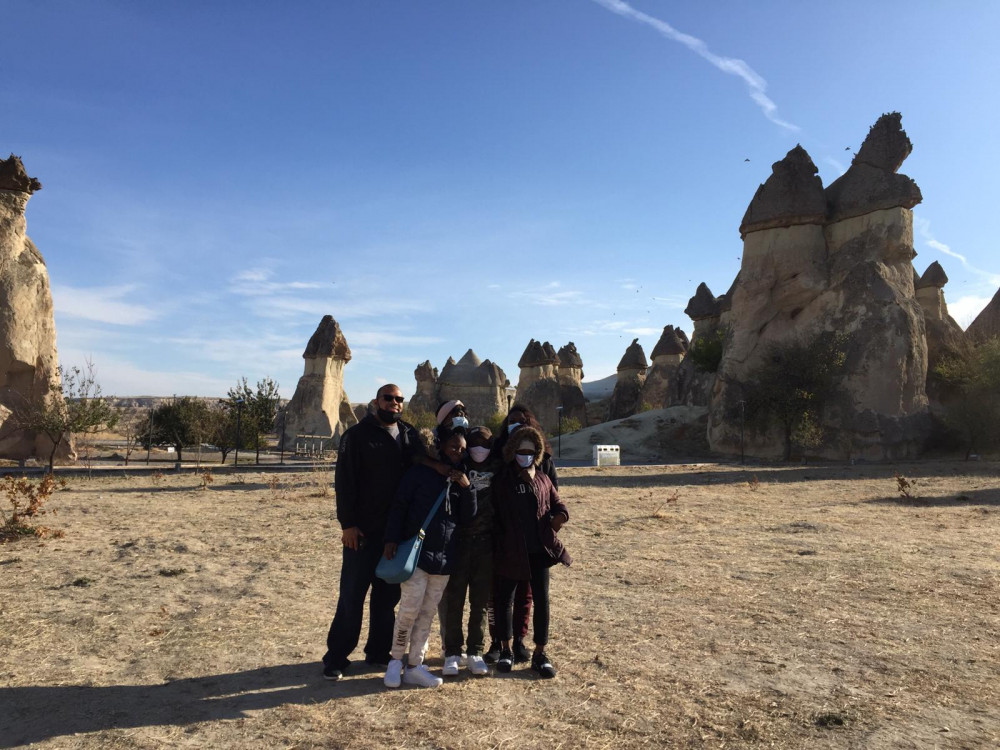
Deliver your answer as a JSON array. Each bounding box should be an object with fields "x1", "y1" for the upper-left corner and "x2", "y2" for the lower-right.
[
  {"x1": 382, "y1": 426, "x2": 475, "y2": 689},
  {"x1": 492, "y1": 425, "x2": 571, "y2": 678},
  {"x1": 485, "y1": 404, "x2": 558, "y2": 664}
]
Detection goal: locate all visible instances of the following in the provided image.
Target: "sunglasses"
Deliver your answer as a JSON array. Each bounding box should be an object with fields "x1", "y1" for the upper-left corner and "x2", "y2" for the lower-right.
[
  {"x1": 515, "y1": 450, "x2": 535, "y2": 456},
  {"x1": 381, "y1": 395, "x2": 405, "y2": 404}
]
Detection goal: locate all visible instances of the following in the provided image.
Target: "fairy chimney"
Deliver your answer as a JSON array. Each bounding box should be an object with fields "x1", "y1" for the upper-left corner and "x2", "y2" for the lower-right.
[
  {"x1": 709, "y1": 113, "x2": 930, "y2": 460},
  {"x1": 281, "y1": 315, "x2": 356, "y2": 448},
  {"x1": 0, "y1": 155, "x2": 74, "y2": 463},
  {"x1": 556, "y1": 342, "x2": 587, "y2": 427},
  {"x1": 607, "y1": 339, "x2": 648, "y2": 420},
  {"x1": 515, "y1": 339, "x2": 563, "y2": 433},
  {"x1": 436, "y1": 349, "x2": 509, "y2": 424},
  {"x1": 966, "y1": 287, "x2": 1000, "y2": 344},
  {"x1": 407, "y1": 360, "x2": 439, "y2": 416},
  {"x1": 642, "y1": 325, "x2": 687, "y2": 409}
]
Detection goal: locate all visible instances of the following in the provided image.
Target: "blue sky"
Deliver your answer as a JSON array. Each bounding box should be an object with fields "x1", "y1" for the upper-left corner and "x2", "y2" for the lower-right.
[{"x1": 5, "y1": 1, "x2": 999, "y2": 400}]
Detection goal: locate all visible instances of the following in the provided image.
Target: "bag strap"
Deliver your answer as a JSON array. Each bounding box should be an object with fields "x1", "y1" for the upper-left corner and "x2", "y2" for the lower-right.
[{"x1": 418, "y1": 484, "x2": 448, "y2": 536}]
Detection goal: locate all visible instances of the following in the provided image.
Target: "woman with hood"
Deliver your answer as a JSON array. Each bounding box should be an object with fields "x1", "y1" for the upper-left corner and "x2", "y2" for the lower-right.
[
  {"x1": 382, "y1": 425, "x2": 475, "y2": 688},
  {"x1": 493, "y1": 425, "x2": 571, "y2": 678},
  {"x1": 485, "y1": 404, "x2": 558, "y2": 664}
]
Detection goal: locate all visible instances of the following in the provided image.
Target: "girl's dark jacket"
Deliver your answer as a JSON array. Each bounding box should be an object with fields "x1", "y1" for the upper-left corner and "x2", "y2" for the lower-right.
[
  {"x1": 493, "y1": 426, "x2": 572, "y2": 581},
  {"x1": 384, "y1": 462, "x2": 476, "y2": 576}
]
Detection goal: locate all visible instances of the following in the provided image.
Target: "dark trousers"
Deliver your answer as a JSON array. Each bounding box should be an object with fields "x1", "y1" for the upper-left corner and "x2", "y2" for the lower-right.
[
  {"x1": 489, "y1": 579, "x2": 533, "y2": 641},
  {"x1": 496, "y1": 554, "x2": 550, "y2": 647},
  {"x1": 439, "y1": 533, "x2": 493, "y2": 656},
  {"x1": 323, "y1": 538, "x2": 400, "y2": 668}
]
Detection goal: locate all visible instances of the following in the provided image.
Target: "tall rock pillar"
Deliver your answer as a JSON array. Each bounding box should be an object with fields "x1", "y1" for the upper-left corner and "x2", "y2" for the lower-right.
[
  {"x1": 282, "y1": 315, "x2": 357, "y2": 449},
  {"x1": 0, "y1": 155, "x2": 74, "y2": 462}
]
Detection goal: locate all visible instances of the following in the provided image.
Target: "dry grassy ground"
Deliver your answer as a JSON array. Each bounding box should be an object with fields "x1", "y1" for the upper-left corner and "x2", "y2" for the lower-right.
[{"x1": 2, "y1": 461, "x2": 999, "y2": 749}]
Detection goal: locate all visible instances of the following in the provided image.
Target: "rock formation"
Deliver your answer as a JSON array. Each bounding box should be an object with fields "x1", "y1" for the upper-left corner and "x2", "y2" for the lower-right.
[
  {"x1": 436, "y1": 349, "x2": 509, "y2": 424},
  {"x1": 668, "y1": 283, "x2": 723, "y2": 408},
  {"x1": 966, "y1": 287, "x2": 1000, "y2": 344},
  {"x1": 0, "y1": 155, "x2": 74, "y2": 463},
  {"x1": 281, "y1": 315, "x2": 356, "y2": 449},
  {"x1": 914, "y1": 261, "x2": 965, "y2": 405},
  {"x1": 607, "y1": 339, "x2": 648, "y2": 420},
  {"x1": 709, "y1": 113, "x2": 931, "y2": 460},
  {"x1": 556, "y1": 342, "x2": 587, "y2": 427},
  {"x1": 408, "y1": 350, "x2": 510, "y2": 425},
  {"x1": 515, "y1": 339, "x2": 564, "y2": 433},
  {"x1": 641, "y1": 325, "x2": 687, "y2": 409},
  {"x1": 407, "y1": 360, "x2": 439, "y2": 416}
]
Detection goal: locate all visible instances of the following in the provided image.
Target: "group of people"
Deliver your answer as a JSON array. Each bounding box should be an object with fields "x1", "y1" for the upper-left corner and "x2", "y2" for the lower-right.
[{"x1": 321, "y1": 384, "x2": 572, "y2": 689}]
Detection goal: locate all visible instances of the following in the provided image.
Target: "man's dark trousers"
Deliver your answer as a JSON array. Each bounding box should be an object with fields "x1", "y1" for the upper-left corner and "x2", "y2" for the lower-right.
[{"x1": 323, "y1": 538, "x2": 400, "y2": 668}]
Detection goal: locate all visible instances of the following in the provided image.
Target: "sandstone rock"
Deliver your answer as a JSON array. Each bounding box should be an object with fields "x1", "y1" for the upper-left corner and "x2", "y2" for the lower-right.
[
  {"x1": 0, "y1": 157, "x2": 73, "y2": 463},
  {"x1": 642, "y1": 325, "x2": 687, "y2": 409},
  {"x1": 739, "y1": 145, "x2": 827, "y2": 238},
  {"x1": 684, "y1": 283, "x2": 722, "y2": 325},
  {"x1": 825, "y1": 113, "x2": 922, "y2": 223},
  {"x1": 515, "y1": 339, "x2": 565, "y2": 433},
  {"x1": 556, "y1": 342, "x2": 587, "y2": 427},
  {"x1": 914, "y1": 262, "x2": 964, "y2": 407},
  {"x1": 437, "y1": 349, "x2": 510, "y2": 424},
  {"x1": 966, "y1": 287, "x2": 1000, "y2": 343},
  {"x1": 407, "y1": 360, "x2": 439, "y2": 416},
  {"x1": 608, "y1": 339, "x2": 648, "y2": 420},
  {"x1": 281, "y1": 315, "x2": 356, "y2": 449},
  {"x1": 709, "y1": 115, "x2": 930, "y2": 460},
  {"x1": 916, "y1": 261, "x2": 948, "y2": 289}
]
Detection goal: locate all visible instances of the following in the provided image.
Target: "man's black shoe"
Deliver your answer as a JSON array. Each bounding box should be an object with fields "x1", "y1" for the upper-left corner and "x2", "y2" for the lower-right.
[
  {"x1": 497, "y1": 648, "x2": 514, "y2": 673},
  {"x1": 322, "y1": 659, "x2": 350, "y2": 681},
  {"x1": 513, "y1": 638, "x2": 531, "y2": 663}
]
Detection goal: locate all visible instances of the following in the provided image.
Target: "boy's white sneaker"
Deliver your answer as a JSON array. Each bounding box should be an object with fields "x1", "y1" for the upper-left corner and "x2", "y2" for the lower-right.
[
  {"x1": 384, "y1": 659, "x2": 403, "y2": 688},
  {"x1": 459, "y1": 653, "x2": 468, "y2": 667},
  {"x1": 403, "y1": 664, "x2": 443, "y2": 688},
  {"x1": 467, "y1": 654, "x2": 488, "y2": 675},
  {"x1": 442, "y1": 655, "x2": 461, "y2": 676}
]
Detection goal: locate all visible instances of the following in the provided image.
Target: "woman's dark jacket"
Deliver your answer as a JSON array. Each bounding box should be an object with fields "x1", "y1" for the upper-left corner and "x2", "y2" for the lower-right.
[
  {"x1": 491, "y1": 429, "x2": 559, "y2": 489},
  {"x1": 384, "y1": 463, "x2": 476, "y2": 575},
  {"x1": 493, "y1": 426, "x2": 571, "y2": 580}
]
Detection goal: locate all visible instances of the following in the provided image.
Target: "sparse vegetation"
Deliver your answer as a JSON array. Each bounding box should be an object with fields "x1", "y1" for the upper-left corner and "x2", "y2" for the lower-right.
[
  {"x1": 200, "y1": 469, "x2": 214, "y2": 490},
  {"x1": 402, "y1": 408, "x2": 437, "y2": 431},
  {"x1": 933, "y1": 336, "x2": 1000, "y2": 459},
  {"x1": 742, "y1": 331, "x2": 849, "y2": 461},
  {"x1": 687, "y1": 325, "x2": 727, "y2": 373},
  {"x1": 0, "y1": 474, "x2": 65, "y2": 542},
  {"x1": 896, "y1": 472, "x2": 913, "y2": 498}
]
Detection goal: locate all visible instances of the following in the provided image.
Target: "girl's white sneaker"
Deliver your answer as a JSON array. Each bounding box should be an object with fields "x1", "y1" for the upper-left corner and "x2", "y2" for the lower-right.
[
  {"x1": 403, "y1": 664, "x2": 443, "y2": 688},
  {"x1": 384, "y1": 659, "x2": 403, "y2": 688},
  {"x1": 467, "y1": 654, "x2": 488, "y2": 675},
  {"x1": 442, "y1": 655, "x2": 461, "y2": 676}
]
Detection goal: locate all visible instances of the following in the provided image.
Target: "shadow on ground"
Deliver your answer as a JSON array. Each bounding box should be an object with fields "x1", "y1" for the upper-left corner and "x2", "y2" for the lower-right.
[
  {"x1": 0, "y1": 662, "x2": 385, "y2": 747},
  {"x1": 865, "y1": 486, "x2": 1000, "y2": 507}
]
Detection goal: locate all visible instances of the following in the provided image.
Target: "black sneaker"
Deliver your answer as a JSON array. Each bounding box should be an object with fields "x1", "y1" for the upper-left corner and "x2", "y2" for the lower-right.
[
  {"x1": 513, "y1": 638, "x2": 531, "y2": 663},
  {"x1": 322, "y1": 661, "x2": 348, "y2": 681},
  {"x1": 484, "y1": 640, "x2": 502, "y2": 664},
  {"x1": 531, "y1": 652, "x2": 556, "y2": 679},
  {"x1": 497, "y1": 648, "x2": 514, "y2": 673}
]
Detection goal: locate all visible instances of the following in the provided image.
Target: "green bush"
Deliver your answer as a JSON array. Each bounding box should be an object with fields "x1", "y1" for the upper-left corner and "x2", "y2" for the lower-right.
[
  {"x1": 934, "y1": 336, "x2": 1000, "y2": 458},
  {"x1": 403, "y1": 409, "x2": 437, "y2": 431},
  {"x1": 687, "y1": 327, "x2": 727, "y2": 373}
]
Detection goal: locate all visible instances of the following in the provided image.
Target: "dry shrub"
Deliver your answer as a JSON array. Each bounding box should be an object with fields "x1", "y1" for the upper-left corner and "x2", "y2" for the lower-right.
[
  {"x1": 200, "y1": 470, "x2": 214, "y2": 490},
  {"x1": 0, "y1": 474, "x2": 66, "y2": 542},
  {"x1": 747, "y1": 474, "x2": 761, "y2": 492},
  {"x1": 265, "y1": 474, "x2": 282, "y2": 499},
  {"x1": 308, "y1": 463, "x2": 334, "y2": 497},
  {"x1": 150, "y1": 471, "x2": 164, "y2": 486},
  {"x1": 652, "y1": 490, "x2": 679, "y2": 518},
  {"x1": 895, "y1": 473, "x2": 913, "y2": 498}
]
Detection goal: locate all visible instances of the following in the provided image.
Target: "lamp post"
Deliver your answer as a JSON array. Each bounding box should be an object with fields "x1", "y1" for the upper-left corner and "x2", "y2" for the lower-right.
[
  {"x1": 234, "y1": 398, "x2": 245, "y2": 468},
  {"x1": 146, "y1": 408, "x2": 153, "y2": 465},
  {"x1": 556, "y1": 406, "x2": 564, "y2": 459},
  {"x1": 278, "y1": 409, "x2": 285, "y2": 465}
]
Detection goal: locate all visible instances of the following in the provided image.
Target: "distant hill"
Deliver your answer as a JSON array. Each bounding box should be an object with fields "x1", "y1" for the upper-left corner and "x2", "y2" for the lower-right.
[{"x1": 581, "y1": 374, "x2": 616, "y2": 401}]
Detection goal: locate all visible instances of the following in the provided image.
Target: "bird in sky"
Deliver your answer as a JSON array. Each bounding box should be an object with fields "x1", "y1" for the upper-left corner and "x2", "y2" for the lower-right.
[{"x1": 744, "y1": 158, "x2": 750, "y2": 162}]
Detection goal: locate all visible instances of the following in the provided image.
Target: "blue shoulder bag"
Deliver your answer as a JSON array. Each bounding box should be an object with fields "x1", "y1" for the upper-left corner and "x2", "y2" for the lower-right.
[{"x1": 375, "y1": 487, "x2": 447, "y2": 584}]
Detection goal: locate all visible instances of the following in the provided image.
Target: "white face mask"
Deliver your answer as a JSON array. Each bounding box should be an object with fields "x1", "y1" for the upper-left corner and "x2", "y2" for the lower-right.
[
  {"x1": 507, "y1": 422, "x2": 522, "y2": 434},
  {"x1": 515, "y1": 454, "x2": 534, "y2": 468},
  {"x1": 468, "y1": 446, "x2": 491, "y2": 463}
]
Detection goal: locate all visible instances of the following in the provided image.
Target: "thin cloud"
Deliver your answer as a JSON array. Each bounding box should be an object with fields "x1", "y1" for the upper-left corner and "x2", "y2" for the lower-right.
[
  {"x1": 823, "y1": 157, "x2": 847, "y2": 177},
  {"x1": 229, "y1": 267, "x2": 325, "y2": 296},
  {"x1": 915, "y1": 218, "x2": 1000, "y2": 286},
  {"x1": 508, "y1": 282, "x2": 586, "y2": 307},
  {"x1": 948, "y1": 295, "x2": 993, "y2": 331},
  {"x1": 591, "y1": 0, "x2": 798, "y2": 131},
  {"x1": 52, "y1": 284, "x2": 158, "y2": 325}
]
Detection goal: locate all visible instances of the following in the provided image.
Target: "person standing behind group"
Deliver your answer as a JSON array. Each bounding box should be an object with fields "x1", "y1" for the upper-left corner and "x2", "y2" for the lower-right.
[
  {"x1": 486, "y1": 404, "x2": 558, "y2": 663},
  {"x1": 493, "y1": 425, "x2": 571, "y2": 678},
  {"x1": 382, "y1": 426, "x2": 475, "y2": 688},
  {"x1": 321, "y1": 384, "x2": 427, "y2": 681},
  {"x1": 439, "y1": 426, "x2": 500, "y2": 677}
]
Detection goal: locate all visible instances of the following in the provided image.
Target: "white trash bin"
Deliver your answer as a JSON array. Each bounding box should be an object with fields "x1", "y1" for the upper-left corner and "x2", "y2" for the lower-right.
[{"x1": 592, "y1": 445, "x2": 621, "y2": 466}]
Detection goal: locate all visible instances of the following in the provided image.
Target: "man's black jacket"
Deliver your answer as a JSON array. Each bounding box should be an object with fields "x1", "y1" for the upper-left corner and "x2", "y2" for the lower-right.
[{"x1": 334, "y1": 415, "x2": 426, "y2": 538}]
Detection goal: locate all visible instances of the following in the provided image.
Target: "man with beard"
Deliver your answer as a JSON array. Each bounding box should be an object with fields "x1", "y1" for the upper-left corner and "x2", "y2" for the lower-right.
[{"x1": 322, "y1": 383, "x2": 427, "y2": 680}]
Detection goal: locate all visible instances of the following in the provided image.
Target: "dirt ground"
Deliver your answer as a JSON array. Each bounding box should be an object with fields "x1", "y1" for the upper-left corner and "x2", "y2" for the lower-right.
[{"x1": 2, "y1": 461, "x2": 999, "y2": 749}]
